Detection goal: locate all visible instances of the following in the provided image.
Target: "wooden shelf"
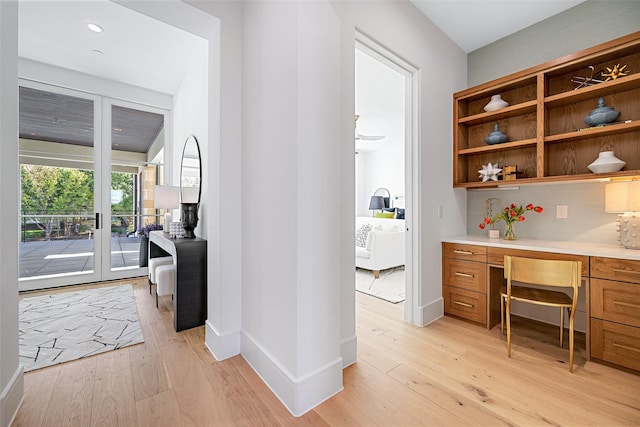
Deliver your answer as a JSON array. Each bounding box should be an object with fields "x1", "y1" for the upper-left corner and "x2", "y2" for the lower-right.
[
  {"x1": 458, "y1": 139, "x2": 537, "y2": 155},
  {"x1": 458, "y1": 101, "x2": 537, "y2": 125},
  {"x1": 453, "y1": 31, "x2": 640, "y2": 188}
]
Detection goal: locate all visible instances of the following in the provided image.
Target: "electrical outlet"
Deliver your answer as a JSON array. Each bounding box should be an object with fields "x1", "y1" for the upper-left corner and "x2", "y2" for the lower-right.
[{"x1": 556, "y1": 205, "x2": 568, "y2": 219}]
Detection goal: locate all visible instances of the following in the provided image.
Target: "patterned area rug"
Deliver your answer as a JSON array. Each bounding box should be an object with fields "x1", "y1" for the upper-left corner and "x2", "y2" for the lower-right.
[
  {"x1": 19, "y1": 284, "x2": 144, "y2": 372},
  {"x1": 356, "y1": 266, "x2": 405, "y2": 303}
]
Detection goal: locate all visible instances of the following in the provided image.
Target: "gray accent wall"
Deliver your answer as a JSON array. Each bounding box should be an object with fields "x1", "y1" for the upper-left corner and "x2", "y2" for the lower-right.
[
  {"x1": 468, "y1": 0, "x2": 640, "y2": 86},
  {"x1": 465, "y1": 1, "x2": 640, "y2": 242}
]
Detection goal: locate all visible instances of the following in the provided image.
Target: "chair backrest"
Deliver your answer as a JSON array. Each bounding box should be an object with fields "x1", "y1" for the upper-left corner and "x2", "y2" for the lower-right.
[{"x1": 504, "y1": 256, "x2": 581, "y2": 290}]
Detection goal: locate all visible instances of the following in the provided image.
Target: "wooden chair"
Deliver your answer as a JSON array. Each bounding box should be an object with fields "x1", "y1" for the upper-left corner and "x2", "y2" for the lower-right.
[{"x1": 501, "y1": 255, "x2": 581, "y2": 372}]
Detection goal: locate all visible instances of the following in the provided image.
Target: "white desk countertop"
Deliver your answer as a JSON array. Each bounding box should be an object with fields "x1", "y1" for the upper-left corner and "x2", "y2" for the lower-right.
[{"x1": 443, "y1": 235, "x2": 640, "y2": 261}]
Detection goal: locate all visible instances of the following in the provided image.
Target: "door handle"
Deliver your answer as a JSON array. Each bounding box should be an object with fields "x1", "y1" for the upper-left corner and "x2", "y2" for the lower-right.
[{"x1": 95, "y1": 212, "x2": 100, "y2": 230}]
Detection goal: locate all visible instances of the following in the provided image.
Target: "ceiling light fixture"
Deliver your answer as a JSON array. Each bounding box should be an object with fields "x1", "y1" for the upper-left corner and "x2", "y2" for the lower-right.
[
  {"x1": 87, "y1": 23, "x2": 103, "y2": 33},
  {"x1": 92, "y1": 49, "x2": 103, "y2": 55}
]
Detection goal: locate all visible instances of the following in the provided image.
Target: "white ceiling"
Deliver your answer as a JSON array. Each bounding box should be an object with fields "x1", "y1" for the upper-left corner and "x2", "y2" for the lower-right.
[
  {"x1": 409, "y1": 0, "x2": 587, "y2": 53},
  {"x1": 18, "y1": 0, "x2": 205, "y2": 95},
  {"x1": 18, "y1": 1, "x2": 587, "y2": 97}
]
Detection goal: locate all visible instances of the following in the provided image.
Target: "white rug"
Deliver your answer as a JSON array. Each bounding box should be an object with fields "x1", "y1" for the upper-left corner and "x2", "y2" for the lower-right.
[
  {"x1": 19, "y1": 284, "x2": 144, "y2": 372},
  {"x1": 356, "y1": 266, "x2": 405, "y2": 303}
]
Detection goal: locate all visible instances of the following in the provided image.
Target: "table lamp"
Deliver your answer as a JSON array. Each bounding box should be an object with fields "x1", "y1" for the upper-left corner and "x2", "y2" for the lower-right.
[
  {"x1": 154, "y1": 185, "x2": 180, "y2": 231},
  {"x1": 605, "y1": 180, "x2": 640, "y2": 249}
]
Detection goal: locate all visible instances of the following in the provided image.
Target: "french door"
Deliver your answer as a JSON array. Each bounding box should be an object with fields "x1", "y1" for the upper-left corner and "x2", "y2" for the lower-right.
[{"x1": 18, "y1": 81, "x2": 169, "y2": 291}]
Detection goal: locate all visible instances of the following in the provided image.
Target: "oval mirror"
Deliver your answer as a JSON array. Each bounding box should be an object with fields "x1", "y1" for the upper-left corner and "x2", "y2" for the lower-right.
[{"x1": 180, "y1": 135, "x2": 201, "y2": 204}]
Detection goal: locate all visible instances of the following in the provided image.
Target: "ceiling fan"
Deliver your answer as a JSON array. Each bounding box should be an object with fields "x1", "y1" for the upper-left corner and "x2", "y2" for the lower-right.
[{"x1": 354, "y1": 114, "x2": 384, "y2": 141}]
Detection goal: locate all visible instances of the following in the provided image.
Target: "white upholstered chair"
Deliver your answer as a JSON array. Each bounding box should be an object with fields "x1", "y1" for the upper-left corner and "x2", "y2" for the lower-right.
[
  {"x1": 148, "y1": 256, "x2": 173, "y2": 294},
  {"x1": 155, "y1": 264, "x2": 175, "y2": 308}
]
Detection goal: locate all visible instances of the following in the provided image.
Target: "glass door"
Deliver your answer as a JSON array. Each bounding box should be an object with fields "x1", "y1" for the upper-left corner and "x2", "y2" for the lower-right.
[
  {"x1": 101, "y1": 99, "x2": 169, "y2": 282},
  {"x1": 18, "y1": 82, "x2": 103, "y2": 291},
  {"x1": 18, "y1": 82, "x2": 170, "y2": 290}
]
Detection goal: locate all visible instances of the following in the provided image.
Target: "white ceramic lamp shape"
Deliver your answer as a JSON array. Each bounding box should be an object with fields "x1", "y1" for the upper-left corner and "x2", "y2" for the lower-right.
[{"x1": 605, "y1": 181, "x2": 640, "y2": 249}]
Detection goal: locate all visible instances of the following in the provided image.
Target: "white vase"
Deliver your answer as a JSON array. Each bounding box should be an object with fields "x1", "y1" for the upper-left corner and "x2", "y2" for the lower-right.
[
  {"x1": 587, "y1": 151, "x2": 626, "y2": 174},
  {"x1": 483, "y1": 94, "x2": 509, "y2": 112}
]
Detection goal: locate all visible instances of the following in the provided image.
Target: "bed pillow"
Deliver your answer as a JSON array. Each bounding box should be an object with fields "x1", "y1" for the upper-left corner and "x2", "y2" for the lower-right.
[
  {"x1": 395, "y1": 208, "x2": 405, "y2": 219},
  {"x1": 355, "y1": 223, "x2": 372, "y2": 248},
  {"x1": 374, "y1": 212, "x2": 395, "y2": 219}
]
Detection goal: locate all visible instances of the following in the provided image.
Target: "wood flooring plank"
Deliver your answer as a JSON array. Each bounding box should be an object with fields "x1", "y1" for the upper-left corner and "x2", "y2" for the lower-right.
[
  {"x1": 41, "y1": 357, "x2": 96, "y2": 427},
  {"x1": 135, "y1": 389, "x2": 183, "y2": 427},
  {"x1": 10, "y1": 365, "x2": 60, "y2": 427},
  {"x1": 89, "y1": 349, "x2": 137, "y2": 427}
]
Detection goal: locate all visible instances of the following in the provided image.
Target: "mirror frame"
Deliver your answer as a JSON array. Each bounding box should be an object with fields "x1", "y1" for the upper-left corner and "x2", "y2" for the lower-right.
[{"x1": 180, "y1": 135, "x2": 202, "y2": 204}]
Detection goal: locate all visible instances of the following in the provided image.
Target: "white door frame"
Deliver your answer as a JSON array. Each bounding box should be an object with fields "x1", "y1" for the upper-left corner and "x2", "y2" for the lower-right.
[{"x1": 355, "y1": 32, "x2": 421, "y2": 324}]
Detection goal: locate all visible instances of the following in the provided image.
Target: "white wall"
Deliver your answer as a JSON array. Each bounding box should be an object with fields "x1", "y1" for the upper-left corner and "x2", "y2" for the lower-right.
[
  {"x1": 332, "y1": 0, "x2": 467, "y2": 335},
  {"x1": 240, "y1": 1, "x2": 342, "y2": 416},
  {"x1": 0, "y1": 3, "x2": 23, "y2": 425}
]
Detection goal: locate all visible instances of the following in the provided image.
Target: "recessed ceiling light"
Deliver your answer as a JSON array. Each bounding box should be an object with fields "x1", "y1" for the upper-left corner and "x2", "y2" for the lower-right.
[
  {"x1": 113, "y1": 128, "x2": 122, "y2": 132},
  {"x1": 87, "y1": 23, "x2": 103, "y2": 33}
]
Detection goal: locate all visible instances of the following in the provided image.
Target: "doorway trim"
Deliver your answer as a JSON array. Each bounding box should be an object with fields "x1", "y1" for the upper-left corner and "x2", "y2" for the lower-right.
[{"x1": 355, "y1": 31, "x2": 421, "y2": 324}]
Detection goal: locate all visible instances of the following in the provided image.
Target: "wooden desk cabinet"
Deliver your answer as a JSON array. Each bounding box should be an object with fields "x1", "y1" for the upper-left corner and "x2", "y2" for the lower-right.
[
  {"x1": 149, "y1": 231, "x2": 207, "y2": 332},
  {"x1": 590, "y1": 257, "x2": 640, "y2": 371},
  {"x1": 442, "y1": 240, "x2": 640, "y2": 373}
]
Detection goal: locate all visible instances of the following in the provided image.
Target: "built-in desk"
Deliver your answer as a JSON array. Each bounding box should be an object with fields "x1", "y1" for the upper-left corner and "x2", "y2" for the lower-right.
[
  {"x1": 442, "y1": 236, "x2": 640, "y2": 373},
  {"x1": 149, "y1": 231, "x2": 207, "y2": 332}
]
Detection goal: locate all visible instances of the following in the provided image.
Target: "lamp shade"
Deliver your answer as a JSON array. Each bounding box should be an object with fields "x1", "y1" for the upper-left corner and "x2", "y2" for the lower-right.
[
  {"x1": 154, "y1": 185, "x2": 180, "y2": 209},
  {"x1": 369, "y1": 195, "x2": 386, "y2": 210},
  {"x1": 182, "y1": 186, "x2": 200, "y2": 204},
  {"x1": 605, "y1": 181, "x2": 640, "y2": 213}
]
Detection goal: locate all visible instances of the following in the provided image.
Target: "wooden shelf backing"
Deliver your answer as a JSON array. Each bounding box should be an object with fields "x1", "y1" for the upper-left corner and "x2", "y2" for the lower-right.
[{"x1": 544, "y1": 73, "x2": 640, "y2": 108}]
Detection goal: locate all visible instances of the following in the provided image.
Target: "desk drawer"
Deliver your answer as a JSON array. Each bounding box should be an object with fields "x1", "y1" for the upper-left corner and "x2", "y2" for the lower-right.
[
  {"x1": 591, "y1": 318, "x2": 640, "y2": 372},
  {"x1": 443, "y1": 243, "x2": 486, "y2": 262},
  {"x1": 591, "y1": 278, "x2": 640, "y2": 328},
  {"x1": 591, "y1": 257, "x2": 640, "y2": 284},
  {"x1": 444, "y1": 285, "x2": 486, "y2": 325},
  {"x1": 487, "y1": 247, "x2": 589, "y2": 277},
  {"x1": 444, "y1": 259, "x2": 486, "y2": 292}
]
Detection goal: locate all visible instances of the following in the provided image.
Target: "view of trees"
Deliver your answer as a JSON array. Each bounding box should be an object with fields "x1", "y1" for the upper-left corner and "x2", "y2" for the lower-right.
[{"x1": 20, "y1": 165, "x2": 134, "y2": 241}]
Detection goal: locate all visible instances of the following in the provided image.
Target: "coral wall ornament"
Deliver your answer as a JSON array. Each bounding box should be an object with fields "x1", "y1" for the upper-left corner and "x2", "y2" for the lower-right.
[{"x1": 478, "y1": 163, "x2": 502, "y2": 182}]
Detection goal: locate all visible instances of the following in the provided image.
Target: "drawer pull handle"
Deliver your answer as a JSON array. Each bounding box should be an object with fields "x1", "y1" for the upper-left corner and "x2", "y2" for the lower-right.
[
  {"x1": 453, "y1": 250, "x2": 474, "y2": 255},
  {"x1": 613, "y1": 342, "x2": 640, "y2": 354},
  {"x1": 613, "y1": 300, "x2": 640, "y2": 309},
  {"x1": 612, "y1": 268, "x2": 640, "y2": 275},
  {"x1": 454, "y1": 272, "x2": 474, "y2": 278},
  {"x1": 454, "y1": 301, "x2": 473, "y2": 308}
]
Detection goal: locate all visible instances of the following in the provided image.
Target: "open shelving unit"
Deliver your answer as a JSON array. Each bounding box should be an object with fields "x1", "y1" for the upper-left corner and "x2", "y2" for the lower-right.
[{"x1": 453, "y1": 31, "x2": 640, "y2": 188}]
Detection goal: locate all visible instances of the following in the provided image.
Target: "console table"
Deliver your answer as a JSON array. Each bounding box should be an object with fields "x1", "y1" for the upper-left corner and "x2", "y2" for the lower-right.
[
  {"x1": 442, "y1": 236, "x2": 640, "y2": 373},
  {"x1": 149, "y1": 231, "x2": 207, "y2": 332}
]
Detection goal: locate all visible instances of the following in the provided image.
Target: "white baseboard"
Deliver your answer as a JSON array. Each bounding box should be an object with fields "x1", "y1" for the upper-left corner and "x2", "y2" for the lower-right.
[
  {"x1": 205, "y1": 320, "x2": 241, "y2": 361},
  {"x1": 0, "y1": 364, "x2": 24, "y2": 427},
  {"x1": 340, "y1": 334, "x2": 357, "y2": 368},
  {"x1": 241, "y1": 331, "x2": 343, "y2": 417},
  {"x1": 418, "y1": 296, "x2": 444, "y2": 327}
]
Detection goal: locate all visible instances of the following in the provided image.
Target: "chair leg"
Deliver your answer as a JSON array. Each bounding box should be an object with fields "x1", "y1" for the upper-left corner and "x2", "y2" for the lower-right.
[
  {"x1": 156, "y1": 292, "x2": 158, "y2": 308},
  {"x1": 569, "y1": 310, "x2": 575, "y2": 372},
  {"x1": 500, "y1": 295, "x2": 504, "y2": 335},
  {"x1": 506, "y1": 298, "x2": 512, "y2": 358},
  {"x1": 148, "y1": 278, "x2": 153, "y2": 295},
  {"x1": 560, "y1": 307, "x2": 565, "y2": 348},
  {"x1": 373, "y1": 270, "x2": 380, "y2": 279}
]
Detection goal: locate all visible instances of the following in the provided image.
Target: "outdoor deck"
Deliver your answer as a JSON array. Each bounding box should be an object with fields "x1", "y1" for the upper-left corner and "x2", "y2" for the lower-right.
[{"x1": 19, "y1": 236, "x2": 142, "y2": 278}]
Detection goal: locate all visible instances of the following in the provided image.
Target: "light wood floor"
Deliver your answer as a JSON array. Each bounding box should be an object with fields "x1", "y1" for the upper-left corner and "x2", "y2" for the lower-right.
[{"x1": 13, "y1": 278, "x2": 640, "y2": 426}]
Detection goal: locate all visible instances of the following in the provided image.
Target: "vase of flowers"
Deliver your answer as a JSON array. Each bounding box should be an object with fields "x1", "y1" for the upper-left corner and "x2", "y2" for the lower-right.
[
  {"x1": 138, "y1": 223, "x2": 163, "y2": 267},
  {"x1": 479, "y1": 203, "x2": 543, "y2": 240}
]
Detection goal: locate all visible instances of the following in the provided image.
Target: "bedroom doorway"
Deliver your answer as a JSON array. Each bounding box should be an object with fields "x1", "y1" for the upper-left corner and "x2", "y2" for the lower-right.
[{"x1": 355, "y1": 34, "x2": 418, "y2": 323}]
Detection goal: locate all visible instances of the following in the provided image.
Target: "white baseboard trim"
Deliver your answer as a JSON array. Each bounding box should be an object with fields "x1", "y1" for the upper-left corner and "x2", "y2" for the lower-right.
[
  {"x1": 241, "y1": 331, "x2": 343, "y2": 417},
  {"x1": 205, "y1": 320, "x2": 241, "y2": 361},
  {"x1": 0, "y1": 364, "x2": 24, "y2": 427},
  {"x1": 340, "y1": 334, "x2": 357, "y2": 368},
  {"x1": 418, "y1": 296, "x2": 444, "y2": 327}
]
